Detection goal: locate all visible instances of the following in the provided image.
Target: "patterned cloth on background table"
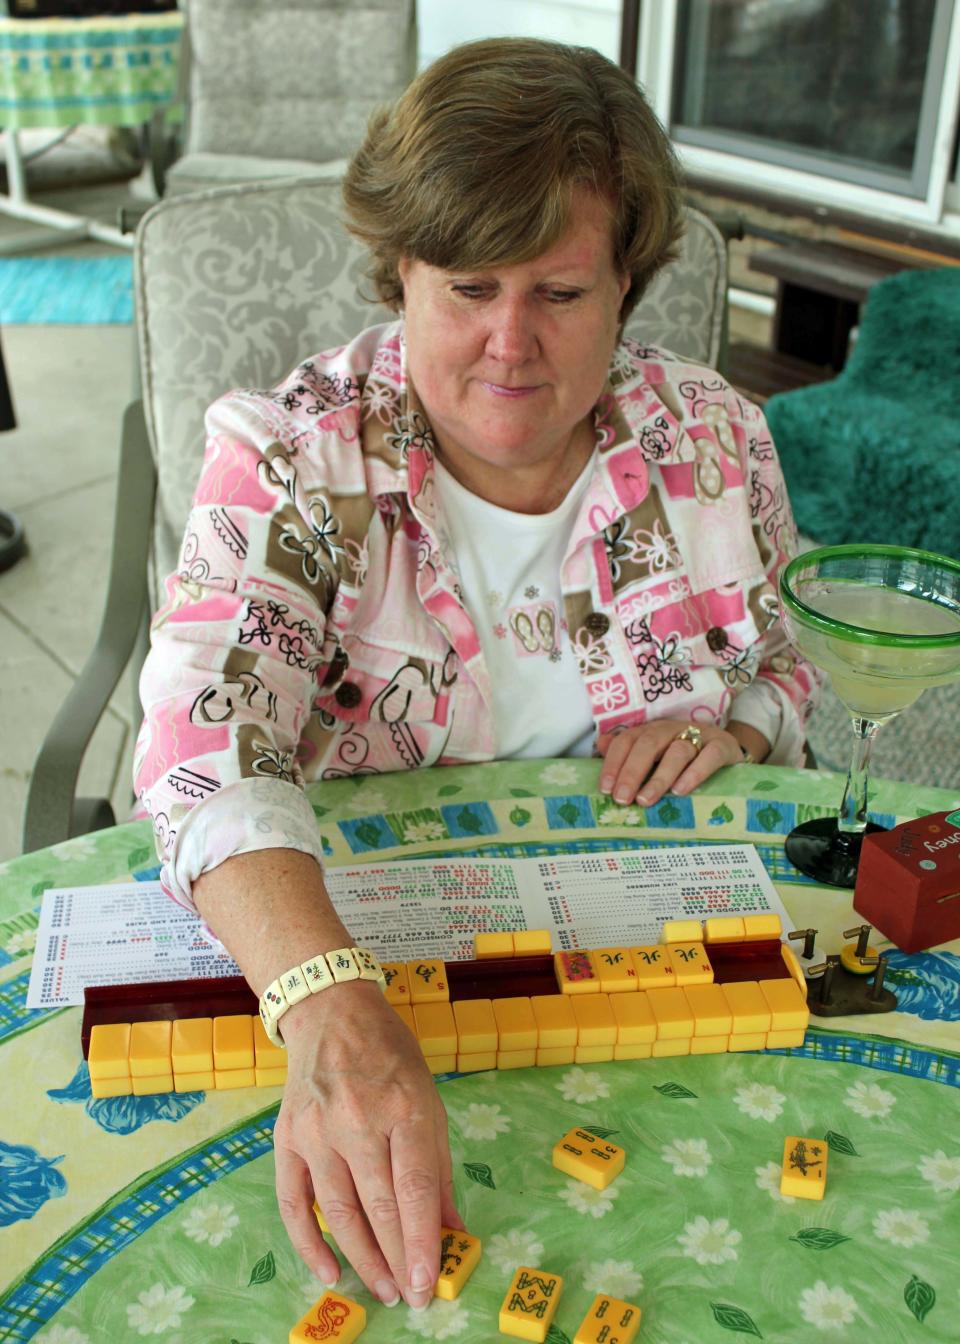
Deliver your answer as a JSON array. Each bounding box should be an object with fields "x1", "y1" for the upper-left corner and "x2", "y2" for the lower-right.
[
  {"x1": 0, "y1": 13, "x2": 182, "y2": 130},
  {"x1": 1, "y1": 760, "x2": 958, "y2": 1343}
]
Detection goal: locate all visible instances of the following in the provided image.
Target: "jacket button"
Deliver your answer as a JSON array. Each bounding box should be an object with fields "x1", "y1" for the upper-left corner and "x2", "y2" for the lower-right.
[
  {"x1": 335, "y1": 682, "x2": 362, "y2": 708},
  {"x1": 706, "y1": 625, "x2": 729, "y2": 652},
  {"x1": 584, "y1": 612, "x2": 610, "y2": 636}
]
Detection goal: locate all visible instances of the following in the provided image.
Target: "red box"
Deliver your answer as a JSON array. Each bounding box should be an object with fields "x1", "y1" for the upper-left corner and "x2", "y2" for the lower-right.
[{"x1": 853, "y1": 810, "x2": 960, "y2": 953}]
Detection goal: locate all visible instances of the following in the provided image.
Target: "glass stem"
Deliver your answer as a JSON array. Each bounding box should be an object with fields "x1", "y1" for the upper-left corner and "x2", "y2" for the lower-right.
[{"x1": 838, "y1": 717, "x2": 882, "y2": 835}]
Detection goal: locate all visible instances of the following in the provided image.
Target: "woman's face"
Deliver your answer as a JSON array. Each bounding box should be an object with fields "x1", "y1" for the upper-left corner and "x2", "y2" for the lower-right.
[{"x1": 399, "y1": 189, "x2": 628, "y2": 504}]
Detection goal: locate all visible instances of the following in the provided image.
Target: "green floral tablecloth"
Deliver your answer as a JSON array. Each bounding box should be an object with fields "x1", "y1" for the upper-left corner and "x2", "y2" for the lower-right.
[
  {"x1": 0, "y1": 13, "x2": 182, "y2": 130},
  {"x1": 1, "y1": 760, "x2": 958, "y2": 1343}
]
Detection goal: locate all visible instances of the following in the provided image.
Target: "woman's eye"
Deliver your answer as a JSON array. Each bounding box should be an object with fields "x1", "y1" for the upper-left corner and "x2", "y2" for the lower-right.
[
  {"x1": 546, "y1": 289, "x2": 580, "y2": 304},
  {"x1": 451, "y1": 283, "x2": 488, "y2": 299}
]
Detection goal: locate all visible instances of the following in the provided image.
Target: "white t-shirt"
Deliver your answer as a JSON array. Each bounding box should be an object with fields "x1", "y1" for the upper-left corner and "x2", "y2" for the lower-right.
[{"x1": 434, "y1": 454, "x2": 597, "y2": 760}]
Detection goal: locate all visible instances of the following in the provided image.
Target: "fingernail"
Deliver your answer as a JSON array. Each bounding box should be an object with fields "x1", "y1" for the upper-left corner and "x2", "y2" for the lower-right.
[
  {"x1": 636, "y1": 792, "x2": 650, "y2": 805},
  {"x1": 600, "y1": 775, "x2": 613, "y2": 793},
  {"x1": 376, "y1": 1279, "x2": 400, "y2": 1307},
  {"x1": 410, "y1": 1264, "x2": 433, "y2": 1292}
]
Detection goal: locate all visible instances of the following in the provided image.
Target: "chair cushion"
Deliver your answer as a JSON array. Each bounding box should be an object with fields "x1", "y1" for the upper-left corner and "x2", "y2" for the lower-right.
[
  {"x1": 165, "y1": 153, "x2": 350, "y2": 195},
  {"x1": 623, "y1": 207, "x2": 726, "y2": 368}
]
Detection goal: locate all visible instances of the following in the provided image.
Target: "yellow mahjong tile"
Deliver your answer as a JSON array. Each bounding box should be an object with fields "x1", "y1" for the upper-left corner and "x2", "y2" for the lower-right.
[
  {"x1": 312, "y1": 1200, "x2": 330, "y2": 1234},
  {"x1": 475, "y1": 932, "x2": 514, "y2": 959},
  {"x1": 381, "y1": 961, "x2": 411, "y2": 1005},
  {"x1": 554, "y1": 950, "x2": 600, "y2": 994},
  {"x1": 571, "y1": 994, "x2": 616, "y2": 1047},
  {"x1": 743, "y1": 913, "x2": 783, "y2": 941},
  {"x1": 128, "y1": 1020, "x2": 172, "y2": 1078},
  {"x1": 457, "y1": 1051, "x2": 496, "y2": 1072},
  {"x1": 646, "y1": 987, "x2": 694, "y2": 1039},
  {"x1": 174, "y1": 1070, "x2": 214, "y2": 1091},
  {"x1": 651, "y1": 1037, "x2": 690, "y2": 1057},
  {"x1": 406, "y1": 959, "x2": 449, "y2": 1003},
  {"x1": 684, "y1": 983, "x2": 733, "y2": 1036},
  {"x1": 628, "y1": 945, "x2": 676, "y2": 988},
  {"x1": 610, "y1": 992, "x2": 656, "y2": 1044},
  {"x1": 728, "y1": 1031, "x2": 767, "y2": 1052},
  {"x1": 499, "y1": 1266, "x2": 564, "y2": 1341},
  {"x1": 690, "y1": 1035, "x2": 727, "y2": 1055},
  {"x1": 497, "y1": 1048, "x2": 537, "y2": 1070},
  {"x1": 780, "y1": 1135, "x2": 828, "y2": 1200},
  {"x1": 254, "y1": 1066, "x2": 287, "y2": 1087},
  {"x1": 552, "y1": 1127, "x2": 625, "y2": 1190},
  {"x1": 661, "y1": 918, "x2": 703, "y2": 943},
  {"x1": 426, "y1": 1053, "x2": 457, "y2": 1075},
  {"x1": 513, "y1": 929, "x2": 552, "y2": 956},
  {"x1": 215, "y1": 1066, "x2": 256, "y2": 1090},
  {"x1": 289, "y1": 1290, "x2": 366, "y2": 1343},
  {"x1": 703, "y1": 916, "x2": 746, "y2": 943},
  {"x1": 665, "y1": 942, "x2": 714, "y2": 985},
  {"x1": 574, "y1": 1043, "x2": 614, "y2": 1063},
  {"x1": 132, "y1": 1072, "x2": 174, "y2": 1095},
  {"x1": 536, "y1": 1046, "x2": 576, "y2": 1066},
  {"x1": 592, "y1": 947, "x2": 637, "y2": 992},
  {"x1": 720, "y1": 981, "x2": 771, "y2": 1034},
  {"x1": 434, "y1": 1226, "x2": 482, "y2": 1300},
  {"x1": 766, "y1": 1028, "x2": 806, "y2": 1049},
  {"x1": 613, "y1": 1042, "x2": 652, "y2": 1060},
  {"x1": 171, "y1": 1017, "x2": 213, "y2": 1074},
  {"x1": 780, "y1": 943, "x2": 809, "y2": 994},
  {"x1": 493, "y1": 997, "x2": 537, "y2": 1050},
  {"x1": 252, "y1": 1016, "x2": 287, "y2": 1068},
  {"x1": 90, "y1": 1075, "x2": 132, "y2": 1098},
  {"x1": 413, "y1": 1001, "x2": 458, "y2": 1056},
  {"x1": 574, "y1": 1294, "x2": 642, "y2": 1344},
  {"x1": 88, "y1": 1023, "x2": 131, "y2": 1081},
  {"x1": 530, "y1": 994, "x2": 577, "y2": 1048},
  {"x1": 759, "y1": 978, "x2": 809, "y2": 1031},
  {"x1": 452, "y1": 998, "x2": 498, "y2": 1053},
  {"x1": 212, "y1": 1015, "x2": 255, "y2": 1070}
]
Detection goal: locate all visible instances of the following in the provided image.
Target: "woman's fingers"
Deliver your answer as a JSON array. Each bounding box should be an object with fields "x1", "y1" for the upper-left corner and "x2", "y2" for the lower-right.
[
  {"x1": 598, "y1": 728, "x2": 658, "y2": 801},
  {"x1": 274, "y1": 1144, "x2": 341, "y2": 1287},
  {"x1": 598, "y1": 723, "x2": 741, "y2": 805},
  {"x1": 388, "y1": 1117, "x2": 444, "y2": 1308},
  {"x1": 324, "y1": 1140, "x2": 407, "y2": 1307}
]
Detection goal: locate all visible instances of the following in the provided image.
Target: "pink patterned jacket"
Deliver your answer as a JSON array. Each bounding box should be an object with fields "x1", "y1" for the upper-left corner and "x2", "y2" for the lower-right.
[{"x1": 135, "y1": 322, "x2": 820, "y2": 904}]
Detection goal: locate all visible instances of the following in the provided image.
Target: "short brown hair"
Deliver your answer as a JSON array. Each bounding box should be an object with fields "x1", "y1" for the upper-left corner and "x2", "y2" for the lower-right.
[{"x1": 343, "y1": 37, "x2": 683, "y2": 323}]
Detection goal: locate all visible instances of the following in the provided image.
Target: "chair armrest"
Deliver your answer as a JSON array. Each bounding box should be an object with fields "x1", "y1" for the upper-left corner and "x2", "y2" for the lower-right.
[{"x1": 22, "y1": 401, "x2": 156, "y2": 854}]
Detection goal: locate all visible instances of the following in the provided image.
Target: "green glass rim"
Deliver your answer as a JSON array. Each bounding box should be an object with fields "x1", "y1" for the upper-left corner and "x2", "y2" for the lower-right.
[{"x1": 780, "y1": 543, "x2": 960, "y2": 648}]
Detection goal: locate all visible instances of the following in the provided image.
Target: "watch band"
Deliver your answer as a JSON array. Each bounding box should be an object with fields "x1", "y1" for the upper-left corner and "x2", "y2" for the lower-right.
[
  {"x1": 740, "y1": 746, "x2": 757, "y2": 765},
  {"x1": 259, "y1": 946, "x2": 386, "y2": 1045}
]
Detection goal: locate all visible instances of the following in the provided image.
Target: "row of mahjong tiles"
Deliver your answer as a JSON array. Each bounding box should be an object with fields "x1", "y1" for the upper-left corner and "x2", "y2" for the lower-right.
[{"x1": 85, "y1": 915, "x2": 809, "y2": 1097}]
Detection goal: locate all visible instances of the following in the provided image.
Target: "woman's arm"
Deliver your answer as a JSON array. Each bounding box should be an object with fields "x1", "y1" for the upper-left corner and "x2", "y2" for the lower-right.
[{"x1": 193, "y1": 848, "x2": 462, "y2": 1310}]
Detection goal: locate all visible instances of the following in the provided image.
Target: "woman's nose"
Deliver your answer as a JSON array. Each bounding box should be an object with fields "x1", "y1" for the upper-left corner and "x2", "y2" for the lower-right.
[{"x1": 485, "y1": 296, "x2": 538, "y2": 363}]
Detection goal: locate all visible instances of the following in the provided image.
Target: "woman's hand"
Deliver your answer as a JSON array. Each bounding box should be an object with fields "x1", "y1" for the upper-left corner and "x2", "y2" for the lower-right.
[
  {"x1": 273, "y1": 978, "x2": 463, "y2": 1310},
  {"x1": 597, "y1": 720, "x2": 750, "y2": 807}
]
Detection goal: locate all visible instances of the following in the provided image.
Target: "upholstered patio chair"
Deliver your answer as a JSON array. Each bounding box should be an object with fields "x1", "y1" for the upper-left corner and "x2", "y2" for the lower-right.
[{"x1": 22, "y1": 181, "x2": 729, "y2": 852}]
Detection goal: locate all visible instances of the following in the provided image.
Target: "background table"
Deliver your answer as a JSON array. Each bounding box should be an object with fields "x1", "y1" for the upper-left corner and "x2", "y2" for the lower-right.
[
  {"x1": 0, "y1": 11, "x2": 183, "y2": 251},
  {"x1": 1, "y1": 759, "x2": 958, "y2": 1343}
]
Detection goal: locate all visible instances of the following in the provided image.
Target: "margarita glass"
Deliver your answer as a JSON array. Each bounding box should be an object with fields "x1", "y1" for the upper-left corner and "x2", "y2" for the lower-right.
[{"x1": 779, "y1": 544, "x2": 960, "y2": 887}]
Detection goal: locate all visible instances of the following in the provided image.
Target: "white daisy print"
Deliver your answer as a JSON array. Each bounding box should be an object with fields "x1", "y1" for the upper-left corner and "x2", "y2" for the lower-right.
[
  {"x1": 755, "y1": 1160, "x2": 796, "y2": 1204},
  {"x1": 582, "y1": 1259, "x2": 643, "y2": 1298},
  {"x1": 917, "y1": 1149, "x2": 960, "y2": 1193},
  {"x1": 540, "y1": 761, "x2": 579, "y2": 787},
  {"x1": 182, "y1": 1199, "x2": 239, "y2": 1247},
  {"x1": 126, "y1": 1284, "x2": 196, "y2": 1336},
  {"x1": 38, "y1": 1327, "x2": 90, "y2": 1344},
  {"x1": 733, "y1": 1083, "x2": 785, "y2": 1122},
  {"x1": 50, "y1": 835, "x2": 97, "y2": 861},
  {"x1": 844, "y1": 1080, "x2": 896, "y2": 1118},
  {"x1": 661, "y1": 1138, "x2": 712, "y2": 1178},
  {"x1": 555, "y1": 1069, "x2": 610, "y2": 1103},
  {"x1": 453, "y1": 1102, "x2": 511, "y2": 1142},
  {"x1": 487, "y1": 1228, "x2": 545, "y2": 1273},
  {"x1": 798, "y1": 1280, "x2": 858, "y2": 1331},
  {"x1": 678, "y1": 1215, "x2": 742, "y2": 1266},
  {"x1": 3, "y1": 927, "x2": 36, "y2": 956},
  {"x1": 557, "y1": 1180, "x2": 620, "y2": 1219},
  {"x1": 403, "y1": 821, "x2": 447, "y2": 843},
  {"x1": 598, "y1": 805, "x2": 644, "y2": 826},
  {"x1": 406, "y1": 1298, "x2": 470, "y2": 1339},
  {"x1": 872, "y1": 1209, "x2": 930, "y2": 1248}
]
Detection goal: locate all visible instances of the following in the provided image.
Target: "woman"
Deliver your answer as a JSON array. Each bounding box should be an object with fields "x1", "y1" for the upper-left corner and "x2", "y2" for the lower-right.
[{"x1": 135, "y1": 37, "x2": 819, "y2": 1312}]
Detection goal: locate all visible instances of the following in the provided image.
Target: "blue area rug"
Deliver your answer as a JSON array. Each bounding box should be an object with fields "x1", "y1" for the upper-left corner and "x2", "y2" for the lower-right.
[{"x1": 0, "y1": 255, "x2": 133, "y2": 323}]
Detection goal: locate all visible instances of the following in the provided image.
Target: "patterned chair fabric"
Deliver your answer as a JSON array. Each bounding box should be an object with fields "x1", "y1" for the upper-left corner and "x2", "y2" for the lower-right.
[
  {"x1": 136, "y1": 179, "x2": 728, "y2": 606},
  {"x1": 165, "y1": 0, "x2": 416, "y2": 195}
]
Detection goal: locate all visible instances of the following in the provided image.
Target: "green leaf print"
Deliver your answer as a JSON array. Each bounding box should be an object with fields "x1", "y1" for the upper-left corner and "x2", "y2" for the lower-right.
[
  {"x1": 509, "y1": 806, "x2": 532, "y2": 827},
  {"x1": 510, "y1": 788, "x2": 535, "y2": 797},
  {"x1": 654, "y1": 1081, "x2": 698, "y2": 1099},
  {"x1": 126, "y1": 845, "x2": 153, "y2": 870},
  {"x1": 904, "y1": 1275, "x2": 936, "y2": 1323},
  {"x1": 581, "y1": 1125, "x2": 619, "y2": 1140},
  {"x1": 751, "y1": 780, "x2": 779, "y2": 793},
  {"x1": 754, "y1": 804, "x2": 783, "y2": 833},
  {"x1": 311, "y1": 804, "x2": 329, "y2": 817},
  {"x1": 455, "y1": 807, "x2": 484, "y2": 834},
  {"x1": 463, "y1": 1161, "x2": 496, "y2": 1189},
  {"x1": 789, "y1": 1228, "x2": 851, "y2": 1250},
  {"x1": 710, "y1": 803, "x2": 734, "y2": 824},
  {"x1": 31, "y1": 879, "x2": 53, "y2": 899},
  {"x1": 824, "y1": 1130, "x2": 859, "y2": 1156},
  {"x1": 248, "y1": 1250, "x2": 276, "y2": 1285},
  {"x1": 437, "y1": 784, "x2": 462, "y2": 796},
  {"x1": 657, "y1": 798, "x2": 682, "y2": 824},
  {"x1": 354, "y1": 821, "x2": 383, "y2": 847},
  {"x1": 710, "y1": 1302, "x2": 763, "y2": 1337},
  {"x1": 546, "y1": 1326, "x2": 572, "y2": 1344},
  {"x1": 557, "y1": 802, "x2": 580, "y2": 825}
]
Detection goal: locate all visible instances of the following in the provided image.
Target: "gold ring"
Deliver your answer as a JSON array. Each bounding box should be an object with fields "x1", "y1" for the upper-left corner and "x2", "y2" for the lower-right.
[{"x1": 676, "y1": 725, "x2": 703, "y2": 755}]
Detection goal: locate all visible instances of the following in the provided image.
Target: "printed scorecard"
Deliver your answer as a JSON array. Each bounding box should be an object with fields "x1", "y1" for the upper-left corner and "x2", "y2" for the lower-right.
[{"x1": 27, "y1": 845, "x2": 790, "y2": 1008}]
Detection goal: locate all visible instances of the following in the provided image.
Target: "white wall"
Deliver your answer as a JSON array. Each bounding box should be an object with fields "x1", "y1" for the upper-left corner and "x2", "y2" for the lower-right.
[{"x1": 418, "y1": 0, "x2": 621, "y2": 69}]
